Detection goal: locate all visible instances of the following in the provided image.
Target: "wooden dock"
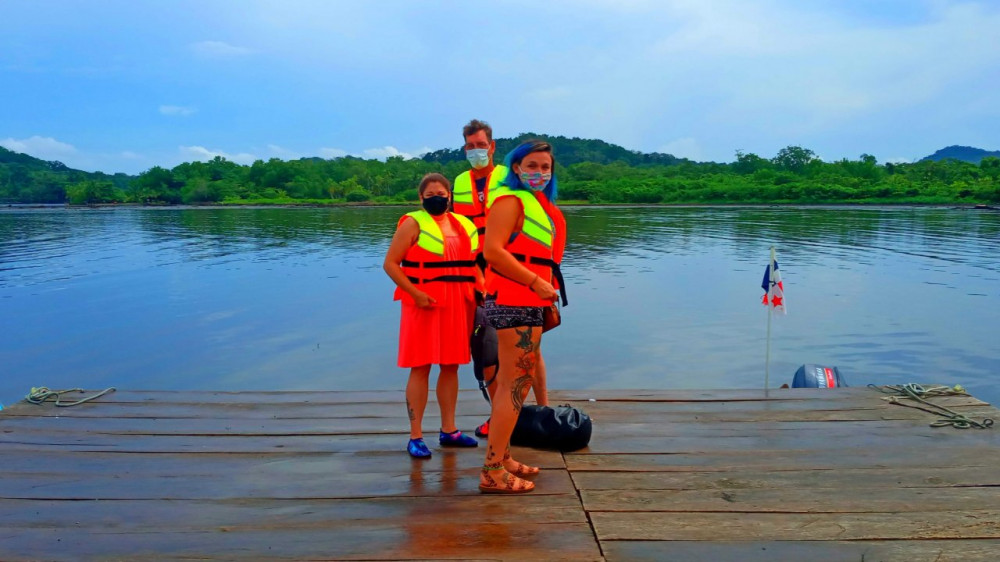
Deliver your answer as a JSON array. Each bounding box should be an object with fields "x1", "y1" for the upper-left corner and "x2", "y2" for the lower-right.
[{"x1": 1, "y1": 387, "x2": 999, "y2": 561}]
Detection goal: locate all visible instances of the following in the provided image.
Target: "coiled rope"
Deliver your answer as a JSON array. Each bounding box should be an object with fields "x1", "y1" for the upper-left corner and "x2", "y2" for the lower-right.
[
  {"x1": 25, "y1": 387, "x2": 116, "y2": 407},
  {"x1": 868, "y1": 383, "x2": 994, "y2": 429}
]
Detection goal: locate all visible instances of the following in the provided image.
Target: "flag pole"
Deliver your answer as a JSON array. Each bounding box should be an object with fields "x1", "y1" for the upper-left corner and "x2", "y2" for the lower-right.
[{"x1": 764, "y1": 246, "x2": 775, "y2": 398}]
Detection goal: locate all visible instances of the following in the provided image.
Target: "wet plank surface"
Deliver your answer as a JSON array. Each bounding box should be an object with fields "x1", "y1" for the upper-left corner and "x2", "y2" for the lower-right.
[{"x1": 0, "y1": 386, "x2": 997, "y2": 560}]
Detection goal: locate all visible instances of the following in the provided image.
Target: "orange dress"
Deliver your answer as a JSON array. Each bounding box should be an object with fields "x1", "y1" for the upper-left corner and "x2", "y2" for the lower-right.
[{"x1": 397, "y1": 216, "x2": 474, "y2": 368}]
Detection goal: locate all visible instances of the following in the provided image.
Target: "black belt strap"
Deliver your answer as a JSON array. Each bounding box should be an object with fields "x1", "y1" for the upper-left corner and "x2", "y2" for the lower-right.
[
  {"x1": 407, "y1": 274, "x2": 477, "y2": 285},
  {"x1": 401, "y1": 259, "x2": 477, "y2": 269},
  {"x1": 504, "y1": 254, "x2": 568, "y2": 306}
]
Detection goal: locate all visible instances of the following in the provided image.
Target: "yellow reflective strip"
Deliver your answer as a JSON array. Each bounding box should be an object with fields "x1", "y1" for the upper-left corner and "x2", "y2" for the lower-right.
[
  {"x1": 523, "y1": 214, "x2": 552, "y2": 235},
  {"x1": 409, "y1": 211, "x2": 445, "y2": 255},
  {"x1": 519, "y1": 230, "x2": 551, "y2": 249},
  {"x1": 420, "y1": 229, "x2": 444, "y2": 246}
]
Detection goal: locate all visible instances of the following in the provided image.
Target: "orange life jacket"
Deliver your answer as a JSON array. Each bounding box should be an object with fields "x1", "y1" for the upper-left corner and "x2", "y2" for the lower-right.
[
  {"x1": 484, "y1": 187, "x2": 567, "y2": 307},
  {"x1": 393, "y1": 211, "x2": 480, "y2": 305}
]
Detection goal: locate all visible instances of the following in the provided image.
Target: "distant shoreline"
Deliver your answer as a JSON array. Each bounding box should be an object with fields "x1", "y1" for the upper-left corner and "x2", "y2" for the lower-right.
[{"x1": 5, "y1": 202, "x2": 997, "y2": 211}]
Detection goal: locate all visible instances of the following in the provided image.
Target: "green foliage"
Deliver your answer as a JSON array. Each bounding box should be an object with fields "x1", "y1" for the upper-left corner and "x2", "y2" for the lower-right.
[
  {"x1": 3, "y1": 141, "x2": 999, "y2": 206},
  {"x1": 0, "y1": 146, "x2": 134, "y2": 204},
  {"x1": 65, "y1": 180, "x2": 120, "y2": 205}
]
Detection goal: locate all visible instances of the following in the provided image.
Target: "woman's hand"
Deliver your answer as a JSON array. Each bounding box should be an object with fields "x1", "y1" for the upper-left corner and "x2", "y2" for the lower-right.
[
  {"x1": 412, "y1": 291, "x2": 437, "y2": 308},
  {"x1": 530, "y1": 276, "x2": 558, "y2": 301}
]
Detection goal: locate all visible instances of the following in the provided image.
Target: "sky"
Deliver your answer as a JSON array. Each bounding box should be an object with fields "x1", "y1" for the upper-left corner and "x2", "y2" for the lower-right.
[{"x1": 1, "y1": 0, "x2": 998, "y2": 175}]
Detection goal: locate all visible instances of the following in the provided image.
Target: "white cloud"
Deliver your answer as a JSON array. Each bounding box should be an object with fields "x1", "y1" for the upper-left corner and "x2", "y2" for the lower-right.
[
  {"x1": 120, "y1": 151, "x2": 144, "y2": 160},
  {"x1": 190, "y1": 40, "x2": 254, "y2": 57},
  {"x1": 159, "y1": 105, "x2": 197, "y2": 116},
  {"x1": 179, "y1": 145, "x2": 256, "y2": 165},
  {"x1": 360, "y1": 146, "x2": 429, "y2": 160},
  {"x1": 0, "y1": 135, "x2": 77, "y2": 160},
  {"x1": 265, "y1": 144, "x2": 299, "y2": 159},
  {"x1": 319, "y1": 147, "x2": 348, "y2": 159},
  {"x1": 659, "y1": 137, "x2": 703, "y2": 161}
]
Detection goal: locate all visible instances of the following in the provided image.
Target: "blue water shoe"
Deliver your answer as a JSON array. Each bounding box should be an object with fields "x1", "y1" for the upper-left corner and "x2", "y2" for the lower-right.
[
  {"x1": 407, "y1": 438, "x2": 432, "y2": 458},
  {"x1": 439, "y1": 429, "x2": 479, "y2": 447}
]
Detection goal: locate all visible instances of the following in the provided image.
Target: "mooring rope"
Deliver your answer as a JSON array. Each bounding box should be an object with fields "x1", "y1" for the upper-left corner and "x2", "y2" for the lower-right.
[
  {"x1": 25, "y1": 387, "x2": 117, "y2": 407},
  {"x1": 868, "y1": 383, "x2": 994, "y2": 429}
]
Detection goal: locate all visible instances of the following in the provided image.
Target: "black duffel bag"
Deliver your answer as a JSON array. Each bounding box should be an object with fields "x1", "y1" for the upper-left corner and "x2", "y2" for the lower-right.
[{"x1": 511, "y1": 404, "x2": 592, "y2": 451}]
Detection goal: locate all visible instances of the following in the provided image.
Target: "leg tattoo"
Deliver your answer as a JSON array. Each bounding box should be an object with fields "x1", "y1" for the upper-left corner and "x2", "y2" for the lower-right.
[
  {"x1": 512, "y1": 375, "x2": 532, "y2": 413},
  {"x1": 511, "y1": 327, "x2": 536, "y2": 413},
  {"x1": 406, "y1": 398, "x2": 415, "y2": 422}
]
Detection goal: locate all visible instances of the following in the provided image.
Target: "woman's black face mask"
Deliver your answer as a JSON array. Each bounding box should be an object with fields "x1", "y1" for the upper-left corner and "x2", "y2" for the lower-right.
[{"x1": 422, "y1": 195, "x2": 449, "y2": 216}]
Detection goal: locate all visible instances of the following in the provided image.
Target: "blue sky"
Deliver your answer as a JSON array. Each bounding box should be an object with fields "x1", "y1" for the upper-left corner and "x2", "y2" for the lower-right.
[{"x1": 2, "y1": 0, "x2": 998, "y2": 175}]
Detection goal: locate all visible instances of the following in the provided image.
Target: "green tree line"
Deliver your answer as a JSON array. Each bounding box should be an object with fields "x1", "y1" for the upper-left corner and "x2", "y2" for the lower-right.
[{"x1": 3, "y1": 141, "x2": 999, "y2": 206}]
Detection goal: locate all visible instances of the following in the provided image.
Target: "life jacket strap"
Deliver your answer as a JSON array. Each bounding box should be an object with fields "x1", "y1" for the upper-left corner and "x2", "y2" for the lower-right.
[
  {"x1": 401, "y1": 259, "x2": 477, "y2": 269},
  {"x1": 495, "y1": 255, "x2": 568, "y2": 306},
  {"x1": 407, "y1": 274, "x2": 477, "y2": 285}
]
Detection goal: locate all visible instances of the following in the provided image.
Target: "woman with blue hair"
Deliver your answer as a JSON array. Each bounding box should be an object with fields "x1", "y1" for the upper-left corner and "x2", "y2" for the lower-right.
[{"x1": 478, "y1": 140, "x2": 567, "y2": 493}]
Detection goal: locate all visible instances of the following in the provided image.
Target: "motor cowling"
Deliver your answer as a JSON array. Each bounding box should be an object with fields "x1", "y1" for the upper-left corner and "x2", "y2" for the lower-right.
[{"x1": 792, "y1": 364, "x2": 848, "y2": 388}]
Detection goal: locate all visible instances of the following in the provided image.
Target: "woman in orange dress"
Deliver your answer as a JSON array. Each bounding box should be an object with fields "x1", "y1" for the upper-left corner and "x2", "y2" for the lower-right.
[{"x1": 383, "y1": 173, "x2": 482, "y2": 458}]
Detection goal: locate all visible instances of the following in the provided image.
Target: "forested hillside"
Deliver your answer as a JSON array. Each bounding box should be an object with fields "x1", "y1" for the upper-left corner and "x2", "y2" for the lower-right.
[
  {"x1": 0, "y1": 146, "x2": 133, "y2": 204},
  {"x1": 2, "y1": 139, "x2": 999, "y2": 205},
  {"x1": 920, "y1": 145, "x2": 1000, "y2": 164}
]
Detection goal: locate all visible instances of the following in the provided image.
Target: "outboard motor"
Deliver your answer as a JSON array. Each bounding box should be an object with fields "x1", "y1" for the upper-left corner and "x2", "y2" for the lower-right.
[{"x1": 792, "y1": 364, "x2": 848, "y2": 388}]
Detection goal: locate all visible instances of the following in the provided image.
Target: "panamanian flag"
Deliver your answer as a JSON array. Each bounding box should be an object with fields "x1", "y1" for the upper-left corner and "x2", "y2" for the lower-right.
[{"x1": 761, "y1": 259, "x2": 786, "y2": 314}]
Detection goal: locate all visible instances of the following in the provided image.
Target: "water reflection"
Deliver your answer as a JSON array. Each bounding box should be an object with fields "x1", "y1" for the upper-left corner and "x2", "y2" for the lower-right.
[{"x1": 1, "y1": 206, "x2": 998, "y2": 408}]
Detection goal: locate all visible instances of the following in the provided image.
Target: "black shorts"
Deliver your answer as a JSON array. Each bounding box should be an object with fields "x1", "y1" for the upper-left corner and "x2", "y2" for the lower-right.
[{"x1": 483, "y1": 293, "x2": 544, "y2": 330}]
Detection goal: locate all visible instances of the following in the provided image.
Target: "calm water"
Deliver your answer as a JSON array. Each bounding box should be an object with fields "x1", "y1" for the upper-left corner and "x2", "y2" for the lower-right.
[{"x1": 1, "y1": 205, "x2": 998, "y2": 408}]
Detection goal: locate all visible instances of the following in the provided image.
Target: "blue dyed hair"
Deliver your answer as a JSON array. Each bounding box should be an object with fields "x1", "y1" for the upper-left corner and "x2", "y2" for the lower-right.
[{"x1": 503, "y1": 140, "x2": 558, "y2": 202}]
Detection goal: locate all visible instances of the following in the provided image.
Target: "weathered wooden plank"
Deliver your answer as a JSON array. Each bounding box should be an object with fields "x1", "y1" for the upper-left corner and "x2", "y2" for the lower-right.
[
  {"x1": 572, "y1": 466, "x2": 1000, "y2": 491},
  {"x1": 576, "y1": 429, "x2": 998, "y2": 454},
  {"x1": 602, "y1": 540, "x2": 1000, "y2": 562},
  {"x1": 553, "y1": 388, "x2": 887, "y2": 402},
  {"x1": 0, "y1": 522, "x2": 603, "y2": 561},
  {"x1": 4, "y1": 424, "x2": 995, "y2": 454},
  {"x1": 0, "y1": 465, "x2": 576, "y2": 500},
  {"x1": 591, "y1": 511, "x2": 1000, "y2": 540},
  {"x1": 575, "y1": 394, "x2": 990, "y2": 412},
  {"x1": 0, "y1": 448, "x2": 566, "y2": 477},
  {"x1": 583, "y1": 487, "x2": 1000, "y2": 513},
  {"x1": 4, "y1": 392, "x2": 985, "y2": 421},
  {"x1": 582, "y1": 404, "x2": 997, "y2": 423},
  {"x1": 0, "y1": 414, "x2": 494, "y2": 435},
  {"x1": 0, "y1": 431, "x2": 510, "y2": 454},
  {"x1": 565, "y1": 446, "x2": 1000, "y2": 472},
  {"x1": 0, "y1": 495, "x2": 589, "y2": 527},
  {"x1": 9, "y1": 415, "x2": 996, "y2": 438},
  {"x1": 13, "y1": 399, "x2": 449, "y2": 420},
  {"x1": 580, "y1": 419, "x2": 999, "y2": 438},
  {"x1": 0, "y1": 400, "x2": 495, "y2": 419},
  {"x1": 1, "y1": 386, "x2": 918, "y2": 407}
]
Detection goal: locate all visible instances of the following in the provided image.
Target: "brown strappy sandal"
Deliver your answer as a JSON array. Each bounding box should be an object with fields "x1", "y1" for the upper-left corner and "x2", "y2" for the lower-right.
[
  {"x1": 479, "y1": 463, "x2": 535, "y2": 494},
  {"x1": 503, "y1": 455, "x2": 541, "y2": 478}
]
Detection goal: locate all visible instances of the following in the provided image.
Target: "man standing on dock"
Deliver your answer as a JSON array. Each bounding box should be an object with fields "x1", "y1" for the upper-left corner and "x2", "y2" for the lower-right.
[
  {"x1": 453, "y1": 120, "x2": 507, "y2": 438},
  {"x1": 452, "y1": 119, "x2": 507, "y2": 265}
]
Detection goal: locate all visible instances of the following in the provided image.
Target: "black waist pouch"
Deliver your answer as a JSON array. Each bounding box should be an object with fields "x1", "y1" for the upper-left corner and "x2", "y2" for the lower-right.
[{"x1": 512, "y1": 404, "x2": 592, "y2": 451}]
